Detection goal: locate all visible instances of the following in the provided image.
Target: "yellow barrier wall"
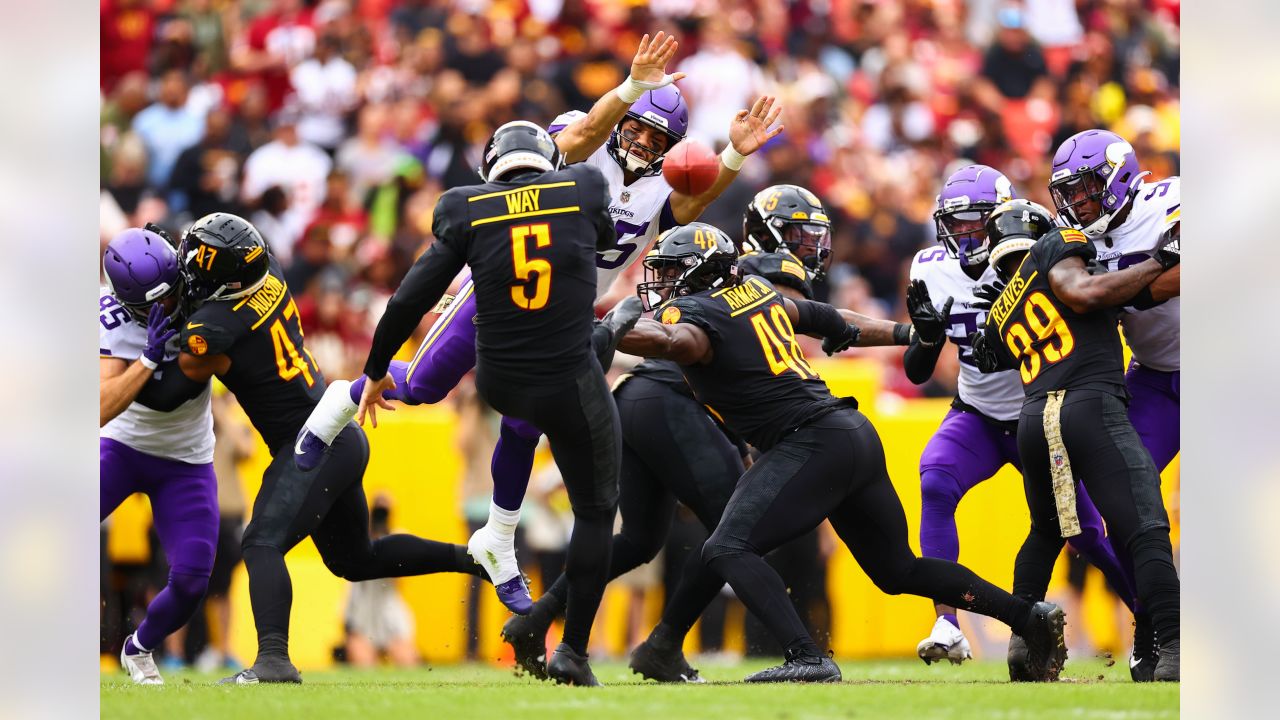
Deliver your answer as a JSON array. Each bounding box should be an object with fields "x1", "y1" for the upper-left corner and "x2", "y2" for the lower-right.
[{"x1": 107, "y1": 359, "x2": 1179, "y2": 667}]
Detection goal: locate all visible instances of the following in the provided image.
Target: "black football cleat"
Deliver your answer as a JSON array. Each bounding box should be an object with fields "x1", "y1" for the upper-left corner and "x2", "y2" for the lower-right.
[
  {"x1": 1006, "y1": 634, "x2": 1034, "y2": 682},
  {"x1": 629, "y1": 637, "x2": 705, "y2": 683},
  {"x1": 743, "y1": 650, "x2": 841, "y2": 683},
  {"x1": 219, "y1": 656, "x2": 302, "y2": 685},
  {"x1": 1015, "y1": 601, "x2": 1068, "y2": 682},
  {"x1": 547, "y1": 643, "x2": 601, "y2": 687},
  {"x1": 1153, "y1": 639, "x2": 1179, "y2": 681},
  {"x1": 501, "y1": 612, "x2": 552, "y2": 681},
  {"x1": 594, "y1": 296, "x2": 643, "y2": 370},
  {"x1": 1129, "y1": 612, "x2": 1158, "y2": 682}
]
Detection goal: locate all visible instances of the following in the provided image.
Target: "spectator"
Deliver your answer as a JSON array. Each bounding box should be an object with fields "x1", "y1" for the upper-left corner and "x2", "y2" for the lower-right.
[
  {"x1": 131, "y1": 70, "x2": 206, "y2": 195},
  {"x1": 101, "y1": 0, "x2": 156, "y2": 93},
  {"x1": 979, "y1": 4, "x2": 1052, "y2": 101},
  {"x1": 679, "y1": 16, "x2": 768, "y2": 149},
  {"x1": 290, "y1": 33, "x2": 359, "y2": 152},
  {"x1": 241, "y1": 108, "x2": 333, "y2": 254},
  {"x1": 336, "y1": 103, "x2": 403, "y2": 207},
  {"x1": 168, "y1": 106, "x2": 250, "y2": 219}
]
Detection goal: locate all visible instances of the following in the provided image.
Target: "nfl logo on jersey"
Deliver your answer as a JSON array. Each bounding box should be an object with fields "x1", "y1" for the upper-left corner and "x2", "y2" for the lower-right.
[{"x1": 620, "y1": 190, "x2": 631, "y2": 204}]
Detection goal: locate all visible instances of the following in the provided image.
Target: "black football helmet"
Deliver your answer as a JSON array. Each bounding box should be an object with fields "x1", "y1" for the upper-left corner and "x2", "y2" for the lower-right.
[
  {"x1": 637, "y1": 223, "x2": 738, "y2": 311},
  {"x1": 985, "y1": 199, "x2": 1056, "y2": 280},
  {"x1": 479, "y1": 120, "x2": 562, "y2": 182},
  {"x1": 179, "y1": 212, "x2": 271, "y2": 308},
  {"x1": 742, "y1": 184, "x2": 833, "y2": 281}
]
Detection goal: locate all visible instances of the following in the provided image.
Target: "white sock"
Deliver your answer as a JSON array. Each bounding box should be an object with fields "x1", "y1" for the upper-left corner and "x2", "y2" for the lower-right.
[
  {"x1": 130, "y1": 633, "x2": 151, "y2": 654},
  {"x1": 304, "y1": 379, "x2": 358, "y2": 444},
  {"x1": 484, "y1": 501, "x2": 521, "y2": 539}
]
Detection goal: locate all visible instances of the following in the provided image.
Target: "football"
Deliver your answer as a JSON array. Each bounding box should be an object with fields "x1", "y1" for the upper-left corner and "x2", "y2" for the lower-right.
[{"x1": 662, "y1": 139, "x2": 720, "y2": 196}]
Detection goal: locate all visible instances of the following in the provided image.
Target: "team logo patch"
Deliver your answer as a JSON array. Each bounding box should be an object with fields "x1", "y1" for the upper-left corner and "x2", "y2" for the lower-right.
[
  {"x1": 661, "y1": 306, "x2": 681, "y2": 324},
  {"x1": 188, "y1": 334, "x2": 208, "y2": 355},
  {"x1": 1060, "y1": 228, "x2": 1087, "y2": 244}
]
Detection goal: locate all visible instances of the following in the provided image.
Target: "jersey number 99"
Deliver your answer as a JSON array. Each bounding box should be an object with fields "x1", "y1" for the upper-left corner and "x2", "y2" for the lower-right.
[
  {"x1": 751, "y1": 305, "x2": 819, "y2": 380},
  {"x1": 510, "y1": 223, "x2": 552, "y2": 311},
  {"x1": 1003, "y1": 291, "x2": 1075, "y2": 384}
]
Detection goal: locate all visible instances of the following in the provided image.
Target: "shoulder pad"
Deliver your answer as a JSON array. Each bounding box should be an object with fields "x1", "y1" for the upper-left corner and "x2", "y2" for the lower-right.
[
  {"x1": 179, "y1": 306, "x2": 242, "y2": 356},
  {"x1": 738, "y1": 253, "x2": 812, "y2": 299},
  {"x1": 1033, "y1": 227, "x2": 1096, "y2": 269}
]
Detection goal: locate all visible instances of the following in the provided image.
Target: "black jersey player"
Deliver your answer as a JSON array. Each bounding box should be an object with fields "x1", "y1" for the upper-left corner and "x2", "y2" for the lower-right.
[
  {"x1": 135, "y1": 213, "x2": 484, "y2": 684},
  {"x1": 968, "y1": 199, "x2": 1181, "y2": 681},
  {"x1": 614, "y1": 223, "x2": 1066, "y2": 683},
  {"x1": 354, "y1": 121, "x2": 626, "y2": 686}
]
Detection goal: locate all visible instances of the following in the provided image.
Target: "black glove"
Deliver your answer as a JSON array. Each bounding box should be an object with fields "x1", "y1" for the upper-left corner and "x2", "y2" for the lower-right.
[
  {"x1": 144, "y1": 222, "x2": 176, "y2": 247},
  {"x1": 822, "y1": 323, "x2": 861, "y2": 356},
  {"x1": 971, "y1": 279, "x2": 1007, "y2": 312},
  {"x1": 968, "y1": 330, "x2": 1004, "y2": 374},
  {"x1": 1153, "y1": 222, "x2": 1180, "y2": 271},
  {"x1": 906, "y1": 279, "x2": 952, "y2": 347}
]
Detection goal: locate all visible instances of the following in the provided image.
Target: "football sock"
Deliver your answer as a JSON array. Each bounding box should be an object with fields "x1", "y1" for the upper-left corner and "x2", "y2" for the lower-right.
[
  {"x1": 941, "y1": 613, "x2": 960, "y2": 630},
  {"x1": 1127, "y1": 529, "x2": 1180, "y2": 645},
  {"x1": 560, "y1": 512, "x2": 613, "y2": 655},
  {"x1": 490, "y1": 420, "x2": 539, "y2": 512},
  {"x1": 484, "y1": 501, "x2": 521, "y2": 540},
  {"x1": 242, "y1": 545, "x2": 293, "y2": 661}
]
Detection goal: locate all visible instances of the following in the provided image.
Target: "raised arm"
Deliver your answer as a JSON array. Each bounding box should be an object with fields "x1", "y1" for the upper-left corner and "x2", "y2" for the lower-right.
[
  {"x1": 554, "y1": 32, "x2": 685, "y2": 164},
  {"x1": 617, "y1": 317, "x2": 713, "y2": 366},
  {"x1": 669, "y1": 95, "x2": 783, "y2": 225}
]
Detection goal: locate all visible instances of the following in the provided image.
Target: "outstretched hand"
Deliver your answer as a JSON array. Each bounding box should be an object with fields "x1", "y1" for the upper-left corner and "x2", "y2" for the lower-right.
[
  {"x1": 356, "y1": 374, "x2": 397, "y2": 429},
  {"x1": 630, "y1": 31, "x2": 686, "y2": 88},
  {"x1": 728, "y1": 95, "x2": 784, "y2": 156},
  {"x1": 906, "y1": 279, "x2": 952, "y2": 346},
  {"x1": 971, "y1": 279, "x2": 1007, "y2": 312}
]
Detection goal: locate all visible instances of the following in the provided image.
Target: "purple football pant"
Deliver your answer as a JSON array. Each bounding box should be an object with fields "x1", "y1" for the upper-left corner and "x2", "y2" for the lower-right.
[
  {"x1": 1126, "y1": 363, "x2": 1180, "y2": 473},
  {"x1": 358, "y1": 274, "x2": 539, "y2": 511},
  {"x1": 919, "y1": 408, "x2": 1136, "y2": 610},
  {"x1": 100, "y1": 437, "x2": 218, "y2": 651}
]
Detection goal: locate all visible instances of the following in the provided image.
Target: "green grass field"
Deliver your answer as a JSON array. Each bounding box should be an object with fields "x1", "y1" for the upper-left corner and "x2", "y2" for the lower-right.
[{"x1": 101, "y1": 657, "x2": 1177, "y2": 720}]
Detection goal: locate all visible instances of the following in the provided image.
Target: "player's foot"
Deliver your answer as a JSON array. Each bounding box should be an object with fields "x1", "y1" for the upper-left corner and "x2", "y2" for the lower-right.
[
  {"x1": 294, "y1": 379, "x2": 357, "y2": 471},
  {"x1": 1007, "y1": 634, "x2": 1033, "y2": 682},
  {"x1": 218, "y1": 656, "x2": 302, "y2": 684},
  {"x1": 1012, "y1": 601, "x2": 1068, "y2": 682},
  {"x1": 1129, "y1": 612, "x2": 1158, "y2": 682},
  {"x1": 594, "y1": 296, "x2": 643, "y2": 369},
  {"x1": 743, "y1": 650, "x2": 841, "y2": 683},
  {"x1": 502, "y1": 609, "x2": 552, "y2": 680},
  {"x1": 467, "y1": 526, "x2": 532, "y2": 614},
  {"x1": 120, "y1": 633, "x2": 163, "y2": 685},
  {"x1": 1152, "y1": 639, "x2": 1179, "y2": 681},
  {"x1": 547, "y1": 643, "x2": 601, "y2": 687},
  {"x1": 629, "y1": 637, "x2": 704, "y2": 683},
  {"x1": 916, "y1": 616, "x2": 973, "y2": 666}
]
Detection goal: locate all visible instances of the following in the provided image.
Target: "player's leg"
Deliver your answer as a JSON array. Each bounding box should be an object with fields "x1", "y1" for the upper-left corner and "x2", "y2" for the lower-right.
[
  {"x1": 467, "y1": 415, "x2": 541, "y2": 614},
  {"x1": 1064, "y1": 482, "x2": 1137, "y2": 611},
  {"x1": 915, "y1": 410, "x2": 1009, "y2": 662},
  {"x1": 1126, "y1": 364, "x2": 1181, "y2": 472},
  {"x1": 124, "y1": 459, "x2": 219, "y2": 683},
  {"x1": 100, "y1": 438, "x2": 141, "y2": 522}
]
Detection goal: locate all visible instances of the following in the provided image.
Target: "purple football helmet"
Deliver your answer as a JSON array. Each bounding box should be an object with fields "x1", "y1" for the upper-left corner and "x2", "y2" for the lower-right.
[
  {"x1": 1049, "y1": 129, "x2": 1149, "y2": 238},
  {"x1": 933, "y1": 164, "x2": 1016, "y2": 268},
  {"x1": 607, "y1": 84, "x2": 689, "y2": 177},
  {"x1": 103, "y1": 227, "x2": 182, "y2": 321}
]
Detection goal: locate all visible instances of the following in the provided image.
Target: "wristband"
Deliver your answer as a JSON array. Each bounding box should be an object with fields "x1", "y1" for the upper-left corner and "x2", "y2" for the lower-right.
[
  {"x1": 140, "y1": 355, "x2": 159, "y2": 370},
  {"x1": 720, "y1": 145, "x2": 747, "y2": 172},
  {"x1": 615, "y1": 76, "x2": 646, "y2": 103},
  {"x1": 892, "y1": 322, "x2": 913, "y2": 346}
]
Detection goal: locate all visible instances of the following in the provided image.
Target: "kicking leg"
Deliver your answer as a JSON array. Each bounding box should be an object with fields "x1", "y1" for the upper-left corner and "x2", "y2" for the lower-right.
[{"x1": 468, "y1": 416, "x2": 541, "y2": 613}]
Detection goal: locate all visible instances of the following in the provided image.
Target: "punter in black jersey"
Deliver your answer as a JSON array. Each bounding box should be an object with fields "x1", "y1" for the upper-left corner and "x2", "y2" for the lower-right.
[
  {"x1": 354, "y1": 121, "x2": 626, "y2": 686},
  {"x1": 501, "y1": 193, "x2": 916, "y2": 682},
  {"x1": 136, "y1": 213, "x2": 483, "y2": 684},
  {"x1": 968, "y1": 199, "x2": 1181, "y2": 681},
  {"x1": 614, "y1": 222, "x2": 1067, "y2": 683}
]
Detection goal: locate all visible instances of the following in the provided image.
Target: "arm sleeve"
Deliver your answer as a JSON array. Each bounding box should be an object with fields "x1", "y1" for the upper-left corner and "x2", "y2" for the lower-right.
[
  {"x1": 902, "y1": 336, "x2": 945, "y2": 385},
  {"x1": 791, "y1": 299, "x2": 848, "y2": 339},
  {"x1": 363, "y1": 239, "x2": 466, "y2": 380},
  {"x1": 133, "y1": 360, "x2": 209, "y2": 412}
]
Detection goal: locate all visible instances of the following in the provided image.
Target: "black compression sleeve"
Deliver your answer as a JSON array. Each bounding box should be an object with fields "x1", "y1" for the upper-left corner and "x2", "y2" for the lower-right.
[
  {"x1": 893, "y1": 322, "x2": 912, "y2": 345},
  {"x1": 791, "y1": 299, "x2": 848, "y2": 339},
  {"x1": 134, "y1": 360, "x2": 209, "y2": 412},
  {"x1": 363, "y1": 241, "x2": 465, "y2": 379},
  {"x1": 902, "y1": 336, "x2": 945, "y2": 385},
  {"x1": 1125, "y1": 285, "x2": 1160, "y2": 310}
]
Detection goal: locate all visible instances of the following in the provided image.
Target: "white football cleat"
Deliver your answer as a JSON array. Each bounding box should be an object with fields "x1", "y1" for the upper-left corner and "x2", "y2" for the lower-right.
[
  {"x1": 916, "y1": 616, "x2": 973, "y2": 666},
  {"x1": 467, "y1": 526, "x2": 532, "y2": 614},
  {"x1": 121, "y1": 634, "x2": 164, "y2": 685}
]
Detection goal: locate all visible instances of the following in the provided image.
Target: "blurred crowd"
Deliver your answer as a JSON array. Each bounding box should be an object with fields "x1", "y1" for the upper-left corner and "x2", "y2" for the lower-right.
[{"x1": 101, "y1": 0, "x2": 1180, "y2": 389}]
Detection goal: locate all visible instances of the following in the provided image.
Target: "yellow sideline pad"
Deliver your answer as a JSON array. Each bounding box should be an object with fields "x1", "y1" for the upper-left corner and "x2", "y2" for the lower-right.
[{"x1": 104, "y1": 358, "x2": 1179, "y2": 668}]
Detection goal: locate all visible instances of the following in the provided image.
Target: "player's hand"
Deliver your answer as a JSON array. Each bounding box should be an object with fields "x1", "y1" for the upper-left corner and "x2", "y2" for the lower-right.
[
  {"x1": 629, "y1": 31, "x2": 686, "y2": 89},
  {"x1": 1153, "y1": 222, "x2": 1180, "y2": 271},
  {"x1": 968, "y1": 330, "x2": 1004, "y2": 373},
  {"x1": 822, "y1": 323, "x2": 861, "y2": 356},
  {"x1": 142, "y1": 303, "x2": 178, "y2": 367},
  {"x1": 728, "y1": 95, "x2": 784, "y2": 156},
  {"x1": 357, "y1": 374, "x2": 397, "y2": 429},
  {"x1": 971, "y1": 279, "x2": 1007, "y2": 312},
  {"x1": 906, "y1": 279, "x2": 951, "y2": 347}
]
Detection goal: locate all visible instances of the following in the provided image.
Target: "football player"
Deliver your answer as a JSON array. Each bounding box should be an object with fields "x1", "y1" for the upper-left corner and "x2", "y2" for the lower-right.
[
  {"x1": 136, "y1": 213, "x2": 484, "y2": 684},
  {"x1": 904, "y1": 165, "x2": 1134, "y2": 665},
  {"x1": 100, "y1": 227, "x2": 215, "y2": 685},
  {"x1": 616, "y1": 223, "x2": 1067, "y2": 683},
  {"x1": 353, "y1": 121, "x2": 629, "y2": 686},
  {"x1": 1049, "y1": 130, "x2": 1180, "y2": 678},
  {"x1": 969, "y1": 199, "x2": 1181, "y2": 681},
  {"x1": 295, "y1": 30, "x2": 783, "y2": 614},
  {"x1": 501, "y1": 189, "x2": 916, "y2": 683}
]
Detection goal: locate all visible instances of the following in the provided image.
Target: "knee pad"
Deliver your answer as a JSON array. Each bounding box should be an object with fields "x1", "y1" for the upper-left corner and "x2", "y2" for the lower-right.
[
  {"x1": 500, "y1": 416, "x2": 543, "y2": 443},
  {"x1": 167, "y1": 571, "x2": 211, "y2": 602},
  {"x1": 919, "y1": 468, "x2": 964, "y2": 511}
]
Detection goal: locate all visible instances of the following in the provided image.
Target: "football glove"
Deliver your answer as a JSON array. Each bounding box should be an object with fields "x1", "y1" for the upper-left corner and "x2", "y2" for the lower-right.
[
  {"x1": 822, "y1": 323, "x2": 861, "y2": 356},
  {"x1": 906, "y1": 279, "x2": 952, "y2": 347},
  {"x1": 1154, "y1": 223, "x2": 1180, "y2": 271},
  {"x1": 971, "y1": 279, "x2": 1007, "y2": 312},
  {"x1": 141, "y1": 303, "x2": 179, "y2": 369},
  {"x1": 967, "y1": 330, "x2": 1005, "y2": 374}
]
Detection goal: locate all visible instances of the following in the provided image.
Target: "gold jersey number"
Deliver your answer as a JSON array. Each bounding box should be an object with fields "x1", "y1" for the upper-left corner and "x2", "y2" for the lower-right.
[
  {"x1": 751, "y1": 304, "x2": 818, "y2": 380},
  {"x1": 270, "y1": 298, "x2": 315, "y2": 386},
  {"x1": 510, "y1": 223, "x2": 552, "y2": 310},
  {"x1": 1003, "y1": 291, "x2": 1075, "y2": 384}
]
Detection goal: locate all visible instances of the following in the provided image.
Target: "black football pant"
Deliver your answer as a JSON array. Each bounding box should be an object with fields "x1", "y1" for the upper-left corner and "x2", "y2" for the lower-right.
[
  {"x1": 1011, "y1": 390, "x2": 1179, "y2": 645},
  {"x1": 702, "y1": 408, "x2": 1036, "y2": 656},
  {"x1": 478, "y1": 358, "x2": 621, "y2": 656},
  {"x1": 240, "y1": 424, "x2": 483, "y2": 664},
  {"x1": 534, "y1": 376, "x2": 741, "y2": 640}
]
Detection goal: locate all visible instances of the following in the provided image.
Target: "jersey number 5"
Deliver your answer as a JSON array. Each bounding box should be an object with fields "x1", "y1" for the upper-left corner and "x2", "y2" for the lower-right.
[
  {"x1": 751, "y1": 305, "x2": 819, "y2": 380},
  {"x1": 1003, "y1": 292, "x2": 1075, "y2": 384},
  {"x1": 510, "y1": 223, "x2": 552, "y2": 310},
  {"x1": 271, "y1": 298, "x2": 315, "y2": 386}
]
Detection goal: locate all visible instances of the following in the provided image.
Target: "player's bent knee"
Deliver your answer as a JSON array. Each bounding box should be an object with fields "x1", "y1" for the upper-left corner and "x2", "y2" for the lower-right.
[
  {"x1": 499, "y1": 416, "x2": 543, "y2": 442},
  {"x1": 168, "y1": 571, "x2": 211, "y2": 602},
  {"x1": 617, "y1": 527, "x2": 664, "y2": 563},
  {"x1": 919, "y1": 468, "x2": 964, "y2": 510}
]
